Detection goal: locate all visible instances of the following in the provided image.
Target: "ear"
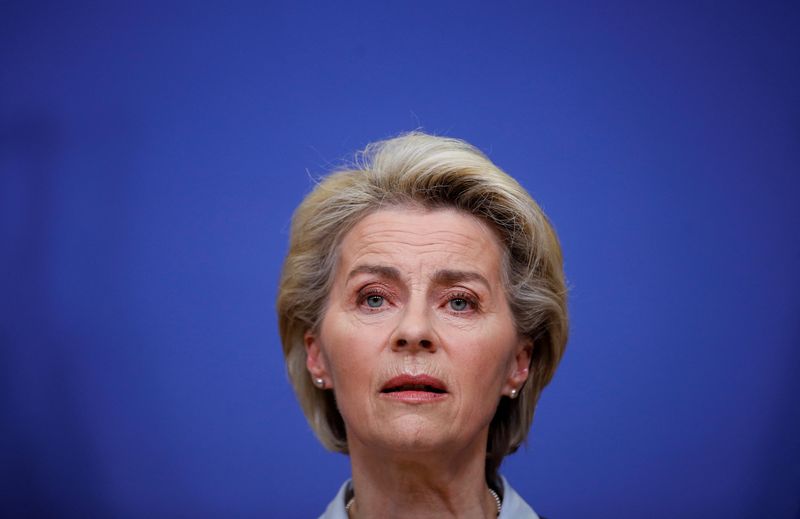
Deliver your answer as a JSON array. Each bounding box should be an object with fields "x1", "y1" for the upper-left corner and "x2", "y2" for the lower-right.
[
  {"x1": 503, "y1": 337, "x2": 533, "y2": 397},
  {"x1": 304, "y1": 330, "x2": 332, "y2": 388}
]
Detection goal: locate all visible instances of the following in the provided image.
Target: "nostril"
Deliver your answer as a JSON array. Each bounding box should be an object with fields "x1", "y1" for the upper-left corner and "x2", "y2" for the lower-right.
[{"x1": 393, "y1": 338, "x2": 434, "y2": 350}]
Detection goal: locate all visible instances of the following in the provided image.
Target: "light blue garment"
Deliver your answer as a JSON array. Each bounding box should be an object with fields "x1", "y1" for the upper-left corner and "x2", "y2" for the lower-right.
[{"x1": 319, "y1": 475, "x2": 540, "y2": 519}]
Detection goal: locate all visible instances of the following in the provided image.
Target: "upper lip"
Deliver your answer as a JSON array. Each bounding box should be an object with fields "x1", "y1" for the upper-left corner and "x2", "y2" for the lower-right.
[{"x1": 380, "y1": 374, "x2": 448, "y2": 394}]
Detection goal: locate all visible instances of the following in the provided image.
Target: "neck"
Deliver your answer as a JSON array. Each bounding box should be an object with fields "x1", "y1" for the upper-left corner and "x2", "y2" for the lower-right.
[{"x1": 346, "y1": 433, "x2": 497, "y2": 519}]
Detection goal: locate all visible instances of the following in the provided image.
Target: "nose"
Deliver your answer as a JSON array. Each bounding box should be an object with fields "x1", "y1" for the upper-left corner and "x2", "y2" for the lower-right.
[{"x1": 390, "y1": 300, "x2": 437, "y2": 353}]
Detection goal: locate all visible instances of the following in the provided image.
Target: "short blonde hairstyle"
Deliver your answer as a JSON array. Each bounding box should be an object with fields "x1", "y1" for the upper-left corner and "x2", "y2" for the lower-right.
[{"x1": 277, "y1": 132, "x2": 568, "y2": 480}]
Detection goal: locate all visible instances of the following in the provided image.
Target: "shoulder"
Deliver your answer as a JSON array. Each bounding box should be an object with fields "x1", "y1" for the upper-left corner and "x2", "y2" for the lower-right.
[{"x1": 498, "y1": 475, "x2": 542, "y2": 519}]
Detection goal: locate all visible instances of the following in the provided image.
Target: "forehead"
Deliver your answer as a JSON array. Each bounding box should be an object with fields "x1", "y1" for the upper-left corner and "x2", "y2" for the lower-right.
[{"x1": 336, "y1": 207, "x2": 505, "y2": 280}]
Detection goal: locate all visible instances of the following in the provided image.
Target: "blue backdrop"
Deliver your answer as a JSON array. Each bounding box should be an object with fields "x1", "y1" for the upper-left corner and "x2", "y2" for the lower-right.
[{"x1": 1, "y1": 2, "x2": 798, "y2": 517}]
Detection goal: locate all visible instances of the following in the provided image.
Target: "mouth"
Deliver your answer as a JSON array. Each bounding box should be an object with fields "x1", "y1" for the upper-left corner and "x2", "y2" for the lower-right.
[{"x1": 380, "y1": 374, "x2": 448, "y2": 402}]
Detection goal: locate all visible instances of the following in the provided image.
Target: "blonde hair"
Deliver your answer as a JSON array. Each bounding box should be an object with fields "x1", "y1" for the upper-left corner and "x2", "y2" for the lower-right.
[{"x1": 277, "y1": 132, "x2": 568, "y2": 480}]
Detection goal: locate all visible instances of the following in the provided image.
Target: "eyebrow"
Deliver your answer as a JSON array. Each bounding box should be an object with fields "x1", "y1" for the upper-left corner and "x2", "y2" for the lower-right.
[
  {"x1": 431, "y1": 269, "x2": 491, "y2": 291},
  {"x1": 347, "y1": 264, "x2": 402, "y2": 282},
  {"x1": 348, "y1": 264, "x2": 491, "y2": 291}
]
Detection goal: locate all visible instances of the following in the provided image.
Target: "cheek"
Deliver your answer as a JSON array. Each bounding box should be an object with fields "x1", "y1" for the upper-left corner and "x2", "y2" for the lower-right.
[
  {"x1": 454, "y1": 331, "x2": 516, "y2": 391},
  {"x1": 321, "y1": 316, "x2": 384, "y2": 391},
  {"x1": 462, "y1": 352, "x2": 507, "y2": 391}
]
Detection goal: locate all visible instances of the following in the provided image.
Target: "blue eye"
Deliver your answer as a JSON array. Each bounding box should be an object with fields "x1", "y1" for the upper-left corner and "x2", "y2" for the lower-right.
[
  {"x1": 449, "y1": 298, "x2": 469, "y2": 311},
  {"x1": 366, "y1": 295, "x2": 384, "y2": 308}
]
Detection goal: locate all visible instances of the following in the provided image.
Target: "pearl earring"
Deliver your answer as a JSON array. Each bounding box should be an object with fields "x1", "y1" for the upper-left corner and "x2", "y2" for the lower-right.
[
  {"x1": 314, "y1": 377, "x2": 325, "y2": 389},
  {"x1": 509, "y1": 388, "x2": 518, "y2": 399}
]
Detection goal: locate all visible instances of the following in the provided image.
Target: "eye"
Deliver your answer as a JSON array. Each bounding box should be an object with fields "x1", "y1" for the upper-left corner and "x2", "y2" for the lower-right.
[
  {"x1": 357, "y1": 286, "x2": 392, "y2": 311},
  {"x1": 366, "y1": 295, "x2": 384, "y2": 308},
  {"x1": 449, "y1": 298, "x2": 469, "y2": 311},
  {"x1": 445, "y1": 291, "x2": 478, "y2": 313}
]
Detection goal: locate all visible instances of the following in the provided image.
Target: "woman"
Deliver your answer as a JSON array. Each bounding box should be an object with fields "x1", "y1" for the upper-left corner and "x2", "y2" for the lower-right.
[{"x1": 277, "y1": 132, "x2": 568, "y2": 518}]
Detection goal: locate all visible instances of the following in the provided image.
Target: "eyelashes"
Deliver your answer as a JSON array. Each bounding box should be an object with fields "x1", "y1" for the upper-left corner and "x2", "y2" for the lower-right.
[
  {"x1": 446, "y1": 291, "x2": 479, "y2": 313},
  {"x1": 357, "y1": 286, "x2": 393, "y2": 310},
  {"x1": 355, "y1": 285, "x2": 481, "y2": 314}
]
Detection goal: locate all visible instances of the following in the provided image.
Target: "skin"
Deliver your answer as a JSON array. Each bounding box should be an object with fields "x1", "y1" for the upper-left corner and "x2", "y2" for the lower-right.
[{"x1": 305, "y1": 207, "x2": 532, "y2": 518}]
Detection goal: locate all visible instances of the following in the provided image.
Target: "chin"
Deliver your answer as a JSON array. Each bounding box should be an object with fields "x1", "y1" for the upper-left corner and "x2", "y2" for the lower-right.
[
  {"x1": 368, "y1": 415, "x2": 459, "y2": 454},
  {"x1": 378, "y1": 431, "x2": 450, "y2": 455}
]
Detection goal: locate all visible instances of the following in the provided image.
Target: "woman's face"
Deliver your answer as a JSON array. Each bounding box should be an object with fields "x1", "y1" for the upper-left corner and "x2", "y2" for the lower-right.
[{"x1": 305, "y1": 207, "x2": 531, "y2": 456}]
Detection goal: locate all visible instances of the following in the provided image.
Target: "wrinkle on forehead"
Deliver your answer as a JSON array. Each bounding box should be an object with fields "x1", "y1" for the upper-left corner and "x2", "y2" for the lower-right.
[
  {"x1": 355, "y1": 215, "x2": 493, "y2": 244},
  {"x1": 336, "y1": 207, "x2": 505, "y2": 285}
]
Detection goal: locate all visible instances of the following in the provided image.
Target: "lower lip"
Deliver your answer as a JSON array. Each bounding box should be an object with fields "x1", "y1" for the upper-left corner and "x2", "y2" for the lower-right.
[{"x1": 379, "y1": 391, "x2": 448, "y2": 403}]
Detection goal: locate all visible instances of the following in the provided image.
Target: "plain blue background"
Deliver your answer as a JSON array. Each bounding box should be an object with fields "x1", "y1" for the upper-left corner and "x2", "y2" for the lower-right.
[{"x1": 1, "y1": 1, "x2": 798, "y2": 517}]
